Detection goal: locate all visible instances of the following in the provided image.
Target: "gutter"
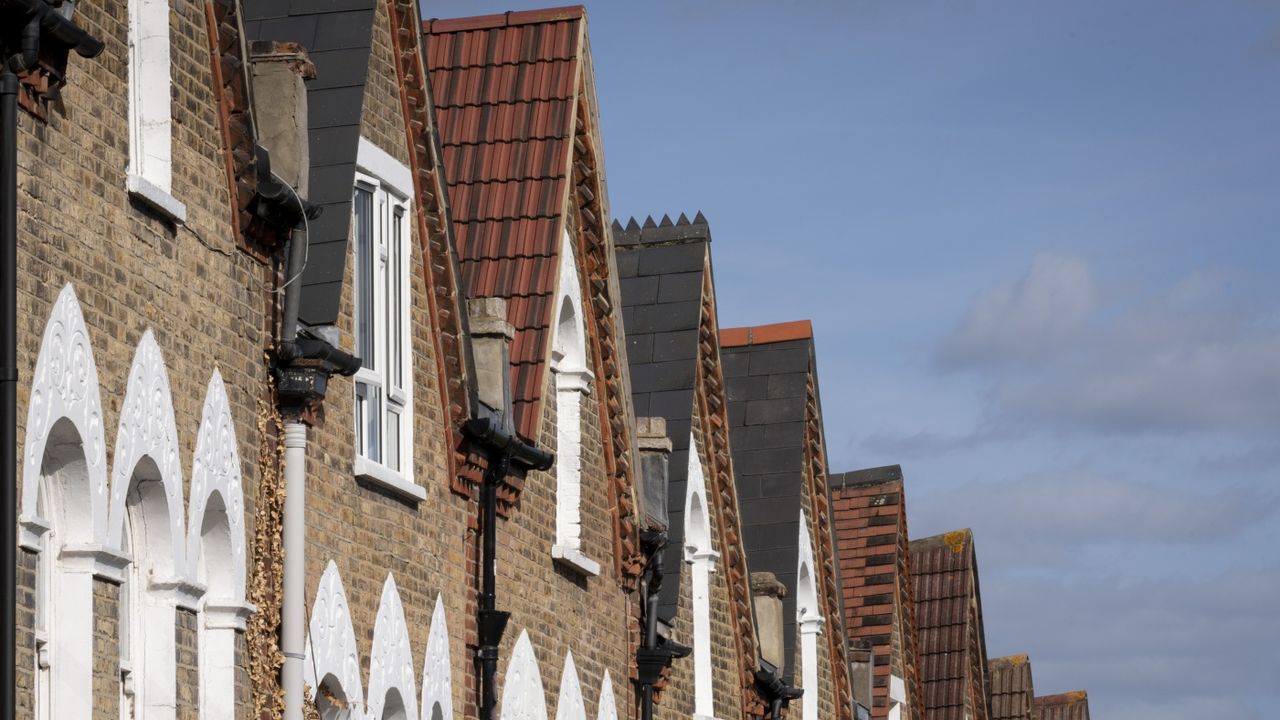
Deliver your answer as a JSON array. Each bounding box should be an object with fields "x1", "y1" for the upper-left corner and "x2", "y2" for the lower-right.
[{"x1": 1, "y1": 6, "x2": 101, "y2": 720}]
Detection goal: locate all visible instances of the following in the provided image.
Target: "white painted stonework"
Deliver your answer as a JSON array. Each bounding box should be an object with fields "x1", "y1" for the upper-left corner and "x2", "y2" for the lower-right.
[
  {"x1": 367, "y1": 575, "x2": 419, "y2": 720},
  {"x1": 796, "y1": 512, "x2": 824, "y2": 720},
  {"x1": 306, "y1": 562, "x2": 366, "y2": 716},
  {"x1": 107, "y1": 329, "x2": 187, "y2": 579},
  {"x1": 499, "y1": 630, "x2": 548, "y2": 720},
  {"x1": 554, "y1": 652, "x2": 586, "y2": 720},
  {"x1": 420, "y1": 596, "x2": 453, "y2": 720},
  {"x1": 127, "y1": 0, "x2": 186, "y2": 222},
  {"x1": 683, "y1": 434, "x2": 719, "y2": 720},
  {"x1": 887, "y1": 674, "x2": 907, "y2": 720},
  {"x1": 596, "y1": 672, "x2": 618, "y2": 720},
  {"x1": 186, "y1": 369, "x2": 247, "y2": 602},
  {"x1": 550, "y1": 228, "x2": 597, "y2": 576},
  {"x1": 20, "y1": 284, "x2": 108, "y2": 544}
]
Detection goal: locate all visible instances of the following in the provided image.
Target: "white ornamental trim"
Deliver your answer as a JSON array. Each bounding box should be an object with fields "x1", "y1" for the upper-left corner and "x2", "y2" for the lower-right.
[
  {"x1": 596, "y1": 672, "x2": 618, "y2": 720},
  {"x1": 21, "y1": 284, "x2": 109, "y2": 544},
  {"x1": 367, "y1": 574, "x2": 418, "y2": 720},
  {"x1": 554, "y1": 652, "x2": 585, "y2": 720},
  {"x1": 499, "y1": 630, "x2": 547, "y2": 720},
  {"x1": 305, "y1": 562, "x2": 365, "y2": 714},
  {"x1": 185, "y1": 369, "x2": 247, "y2": 601},
  {"x1": 421, "y1": 595, "x2": 453, "y2": 720},
  {"x1": 106, "y1": 329, "x2": 186, "y2": 577}
]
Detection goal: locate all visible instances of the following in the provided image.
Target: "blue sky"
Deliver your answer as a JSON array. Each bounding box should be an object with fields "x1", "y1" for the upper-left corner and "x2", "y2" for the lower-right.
[{"x1": 428, "y1": 2, "x2": 1280, "y2": 717}]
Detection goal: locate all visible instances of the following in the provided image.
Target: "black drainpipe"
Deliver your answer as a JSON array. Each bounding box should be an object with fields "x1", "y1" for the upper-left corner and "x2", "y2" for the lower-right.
[
  {"x1": 2, "y1": 7, "x2": 101, "y2": 720},
  {"x1": 463, "y1": 417, "x2": 552, "y2": 720},
  {"x1": 635, "y1": 529, "x2": 666, "y2": 720},
  {"x1": 755, "y1": 660, "x2": 803, "y2": 720}
]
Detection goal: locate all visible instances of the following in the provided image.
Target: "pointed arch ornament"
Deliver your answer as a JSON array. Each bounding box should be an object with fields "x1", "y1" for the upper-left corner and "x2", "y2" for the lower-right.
[
  {"x1": 306, "y1": 562, "x2": 365, "y2": 715},
  {"x1": 185, "y1": 368, "x2": 247, "y2": 603},
  {"x1": 367, "y1": 575, "x2": 418, "y2": 720},
  {"x1": 596, "y1": 672, "x2": 617, "y2": 720},
  {"x1": 499, "y1": 631, "x2": 547, "y2": 720},
  {"x1": 420, "y1": 595, "x2": 453, "y2": 720},
  {"x1": 554, "y1": 652, "x2": 586, "y2": 720}
]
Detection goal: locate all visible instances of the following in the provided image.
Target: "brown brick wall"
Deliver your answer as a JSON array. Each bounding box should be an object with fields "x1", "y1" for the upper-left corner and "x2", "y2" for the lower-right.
[
  {"x1": 93, "y1": 580, "x2": 119, "y2": 720},
  {"x1": 14, "y1": 0, "x2": 268, "y2": 717},
  {"x1": 235, "y1": 631, "x2": 251, "y2": 720},
  {"x1": 177, "y1": 609, "x2": 200, "y2": 720},
  {"x1": 16, "y1": 550, "x2": 36, "y2": 720}
]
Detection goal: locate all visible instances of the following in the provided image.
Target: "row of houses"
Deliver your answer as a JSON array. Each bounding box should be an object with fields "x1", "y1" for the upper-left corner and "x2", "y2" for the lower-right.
[{"x1": 1, "y1": 1, "x2": 1094, "y2": 719}]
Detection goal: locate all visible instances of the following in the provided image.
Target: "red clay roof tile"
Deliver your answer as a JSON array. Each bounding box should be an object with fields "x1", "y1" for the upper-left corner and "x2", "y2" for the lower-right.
[
  {"x1": 911, "y1": 529, "x2": 990, "y2": 720},
  {"x1": 426, "y1": 9, "x2": 584, "y2": 440},
  {"x1": 719, "y1": 319, "x2": 814, "y2": 347},
  {"x1": 990, "y1": 655, "x2": 1035, "y2": 720},
  {"x1": 1033, "y1": 691, "x2": 1090, "y2": 720}
]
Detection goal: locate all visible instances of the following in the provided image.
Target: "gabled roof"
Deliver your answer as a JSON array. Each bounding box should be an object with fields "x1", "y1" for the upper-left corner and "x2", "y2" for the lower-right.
[
  {"x1": 1033, "y1": 691, "x2": 1090, "y2": 720},
  {"x1": 830, "y1": 466, "x2": 924, "y2": 719},
  {"x1": 616, "y1": 212, "x2": 713, "y2": 618},
  {"x1": 245, "y1": 2, "x2": 379, "y2": 327},
  {"x1": 424, "y1": 6, "x2": 585, "y2": 442},
  {"x1": 990, "y1": 655, "x2": 1035, "y2": 720},
  {"x1": 617, "y1": 214, "x2": 768, "y2": 714},
  {"x1": 911, "y1": 529, "x2": 991, "y2": 720}
]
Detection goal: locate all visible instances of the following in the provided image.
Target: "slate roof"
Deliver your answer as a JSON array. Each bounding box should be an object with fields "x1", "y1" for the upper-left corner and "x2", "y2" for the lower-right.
[
  {"x1": 722, "y1": 321, "x2": 820, "y2": 680},
  {"x1": 1034, "y1": 692, "x2": 1090, "y2": 720},
  {"x1": 245, "y1": 1, "x2": 379, "y2": 327},
  {"x1": 615, "y1": 213, "x2": 712, "y2": 619},
  {"x1": 424, "y1": 6, "x2": 586, "y2": 441},
  {"x1": 990, "y1": 655, "x2": 1035, "y2": 720},
  {"x1": 911, "y1": 529, "x2": 991, "y2": 720},
  {"x1": 830, "y1": 466, "x2": 924, "y2": 719}
]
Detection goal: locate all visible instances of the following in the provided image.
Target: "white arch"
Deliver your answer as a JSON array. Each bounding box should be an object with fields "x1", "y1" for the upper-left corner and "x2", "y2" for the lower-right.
[
  {"x1": 595, "y1": 672, "x2": 617, "y2": 720},
  {"x1": 420, "y1": 596, "x2": 453, "y2": 720},
  {"x1": 551, "y1": 229, "x2": 587, "y2": 373},
  {"x1": 368, "y1": 575, "x2": 418, "y2": 720},
  {"x1": 796, "y1": 509, "x2": 824, "y2": 720},
  {"x1": 684, "y1": 434, "x2": 718, "y2": 717},
  {"x1": 306, "y1": 562, "x2": 366, "y2": 716},
  {"x1": 186, "y1": 368, "x2": 246, "y2": 600},
  {"x1": 499, "y1": 630, "x2": 547, "y2": 720},
  {"x1": 553, "y1": 652, "x2": 585, "y2": 720},
  {"x1": 21, "y1": 284, "x2": 108, "y2": 543},
  {"x1": 107, "y1": 329, "x2": 186, "y2": 577}
]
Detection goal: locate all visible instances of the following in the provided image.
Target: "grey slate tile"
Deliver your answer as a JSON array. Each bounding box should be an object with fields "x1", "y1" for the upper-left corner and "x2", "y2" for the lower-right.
[
  {"x1": 621, "y1": 276, "x2": 658, "y2": 305},
  {"x1": 627, "y1": 334, "x2": 653, "y2": 365},
  {"x1": 735, "y1": 447, "x2": 804, "y2": 475},
  {"x1": 637, "y1": 243, "x2": 705, "y2": 276},
  {"x1": 615, "y1": 249, "x2": 639, "y2": 278},
  {"x1": 290, "y1": 0, "x2": 373, "y2": 13},
  {"x1": 721, "y1": 350, "x2": 750, "y2": 378},
  {"x1": 744, "y1": 397, "x2": 806, "y2": 426},
  {"x1": 313, "y1": 11, "x2": 374, "y2": 50},
  {"x1": 767, "y1": 372, "x2": 808, "y2": 399},
  {"x1": 628, "y1": 302, "x2": 700, "y2": 334},
  {"x1": 748, "y1": 347, "x2": 811, "y2": 376},
  {"x1": 651, "y1": 329, "x2": 697, "y2": 363},
  {"x1": 657, "y1": 271, "x2": 703, "y2": 303},
  {"x1": 630, "y1": 360, "x2": 695, "y2": 394},
  {"x1": 307, "y1": 86, "x2": 366, "y2": 128},
  {"x1": 646, "y1": 389, "x2": 693, "y2": 421}
]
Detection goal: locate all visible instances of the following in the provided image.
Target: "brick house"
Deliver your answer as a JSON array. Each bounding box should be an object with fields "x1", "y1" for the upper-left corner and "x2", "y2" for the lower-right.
[
  {"x1": 721, "y1": 322, "x2": 855, "y2": 720},
  {"x1": 910, "y1": 529, "x2": 992, "y2": 720},
  {"x1": 615, "y1": 214, "x2": 769, "y2": 718},
  {"x1": 989, "y1": 655, "x2": 1035, "y2": 720},
  {"x1": 829, "y1": 466, "x2": 925, "y2": 720}
]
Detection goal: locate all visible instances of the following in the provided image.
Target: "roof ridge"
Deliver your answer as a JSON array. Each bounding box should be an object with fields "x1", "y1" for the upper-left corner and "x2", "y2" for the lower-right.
[
  {"x1": 424, "y1": 5, "x2": 585, "y2": 34},
  {"x1": 613, "y1": 212, "x2": 711, "y2": 246},
  {"x1": 719, "y1": 319, "x2": 813, "y2": 347}
]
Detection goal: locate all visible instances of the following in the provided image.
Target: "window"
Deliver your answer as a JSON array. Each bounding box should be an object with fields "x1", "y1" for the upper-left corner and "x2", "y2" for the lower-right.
[{"x1": 351, "y1": 139, "x2": 417, "y2": 500}]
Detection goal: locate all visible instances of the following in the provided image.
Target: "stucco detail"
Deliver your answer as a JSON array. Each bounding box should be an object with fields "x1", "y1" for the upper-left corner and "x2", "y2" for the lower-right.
[
  {"x1": 554, "y1": 652, "x2": 586, "y2": 720},
  {"x1": 305, "y1": 562, "x2": 365, "y2": 714},
  {"x1": 107, "y1": 330, "x2": 187, "y2": 578},
  {"x1": 420, "y1": 595, "x2": 452, "y2": 720},
  {"x1": 185, "y1": 369, "x2": 246, "y2": 601},
  {"x1": 20, "y1": 284, "x2": 108, "y2": 544},
  {"x1": 367, "y1": 574, "x2": 418, "y2": 720},
  {"x1": 499, "y1": 630, "x2": 547, "y2": 720}
]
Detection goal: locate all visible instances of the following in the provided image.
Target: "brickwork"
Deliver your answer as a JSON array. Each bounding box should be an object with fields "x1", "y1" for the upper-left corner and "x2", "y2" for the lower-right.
[
  {"x1": 16, "y1": 550, "x2": 35, "y2": 720},
  {"x1": 235, "y1": 631, "x2": 251, "y2": 720},
  {"x1": 93, "y1": 580, "x2": 119, "y2": 720},
  {"x1": 176, "y1": 609, "x2": 200, "y2": 720},
  {"x1": 12, "y1": 0, "x2": 269, "y2": 717}
]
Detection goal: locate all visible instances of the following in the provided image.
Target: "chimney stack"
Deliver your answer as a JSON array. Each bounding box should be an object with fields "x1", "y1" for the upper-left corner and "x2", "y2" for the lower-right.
[{"x1": 751, "y1": 571, "x2": 787, "y2": 671}]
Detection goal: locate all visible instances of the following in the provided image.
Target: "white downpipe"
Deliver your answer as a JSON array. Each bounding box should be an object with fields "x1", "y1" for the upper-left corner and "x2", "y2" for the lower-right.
[{"x1": 282, "y1": 422, "x2": 308, "y2": 720}]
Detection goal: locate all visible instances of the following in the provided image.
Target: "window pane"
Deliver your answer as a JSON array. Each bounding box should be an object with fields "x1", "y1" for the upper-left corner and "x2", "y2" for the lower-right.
[
  {"x1": 355, "y1": 382, "x2": 367, "y2": 457},
  {"x1": 366, "y1": 385, "x2": 382, "y2": 464},
  {"x1": 354, "y1": 187, "x2": 375, "y2": 368},
  {"x1": 391, "y1": 206, "x2": 405, "y2": 391},
  {"x1": 386, "y1": 408, "x2": 401, "y2": 472}
]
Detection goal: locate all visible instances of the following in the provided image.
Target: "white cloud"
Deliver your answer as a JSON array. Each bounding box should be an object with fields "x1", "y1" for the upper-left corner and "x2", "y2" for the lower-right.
[{"x1": 936, "y1": 251, "x2": 1094, "y2": 368}]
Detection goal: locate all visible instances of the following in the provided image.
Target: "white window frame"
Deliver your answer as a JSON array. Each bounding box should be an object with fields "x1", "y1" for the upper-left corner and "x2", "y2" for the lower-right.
[
  {"x1": 126, "y1": 0, "x2": 186, "y2": 223},
  {"x1": 352, "y1": 139, "x2": 421, "y2": 501}
]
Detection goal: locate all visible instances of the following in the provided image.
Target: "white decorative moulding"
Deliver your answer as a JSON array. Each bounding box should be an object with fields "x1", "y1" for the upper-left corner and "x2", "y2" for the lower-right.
[
  {"x1": 21, "y1": 284, "x2": 109, "y2": 544},
  {"x1": 305, "y1": 562, "x2": 365, "y2": 714},
  {"x1": 499, "y1": 630, "x2": 547, "y2": 720},
  {"x1": 421, "y1": 595, "x2": 453, "y2": 720},
  {"x1": 185, "y1": 369, "x2": 247, "y2": 602},
  {"x1": 367, "y1": 574, "x2": 418, "y2": 720},
  {"x1": 596, "y1": 672, "x2": 618, "y2": 720},
  {"x1": 106, "y1": 330, "x2": 187, "y2": 577},
  {"x1": 554, "y1": 652, "x2": 586, "y2": 720}
]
